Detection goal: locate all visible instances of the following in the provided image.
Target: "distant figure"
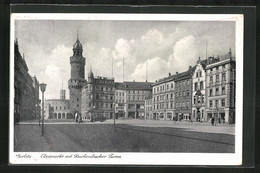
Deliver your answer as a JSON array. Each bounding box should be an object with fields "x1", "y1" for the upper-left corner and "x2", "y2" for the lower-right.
[
  {"x1": 223, "y1": 117, "x2": 225, "y2": 124},
  {"x1": 75, "y1": 112, "x2": 78, "y2": 123},
  {"x1": 211, "y1": 117, "x2": 214, "y2": 126},
  {"x1": 78, "y1": 113, "x2": 82, "y2": 123}
]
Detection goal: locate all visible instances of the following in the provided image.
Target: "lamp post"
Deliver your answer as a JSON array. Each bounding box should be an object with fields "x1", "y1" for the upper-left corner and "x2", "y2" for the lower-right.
[
  {"x1": 38, "y1": 100, "x2": 41, "y2": 126},
  {"x1": 113, "y1": 103, "x2": 115, "y2": 126},
  {"x1": 39, "y1": 83, "x2": 47, "y2": 136}
]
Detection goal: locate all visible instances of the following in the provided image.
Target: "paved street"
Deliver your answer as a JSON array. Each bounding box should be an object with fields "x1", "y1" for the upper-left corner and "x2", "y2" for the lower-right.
[{"x1": 14, "y1": 119, "x2": 234, "y2": 153}]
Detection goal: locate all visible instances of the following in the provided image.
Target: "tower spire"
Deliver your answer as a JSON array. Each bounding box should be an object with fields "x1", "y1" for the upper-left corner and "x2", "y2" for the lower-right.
[
  {"x1": 123, "y1": 56, "x2": 124, "y2": 82},
  {"x1": 112, "y1": 56, "x2": 113, "y2": 78},
  {"x1": 77, "y1": 29, "x2": 79, "y2": 40},
  {"x1": 206, "y1": 39, "x2": 208, "y2": 60},
  {"x1": 146, "y1": 60, "x2": 148, "y2": 82}
]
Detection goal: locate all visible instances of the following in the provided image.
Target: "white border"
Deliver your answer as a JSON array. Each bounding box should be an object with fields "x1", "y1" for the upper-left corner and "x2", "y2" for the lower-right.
[{"x1": 9, "y1": 13, "x2": 243, "y2": 165}]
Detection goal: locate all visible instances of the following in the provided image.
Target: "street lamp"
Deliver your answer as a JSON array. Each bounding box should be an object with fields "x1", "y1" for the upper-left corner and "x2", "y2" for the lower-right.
[
  {"x1": 39, "y1": 83, "x2": 47, "y2": 136},
  {"x1": 113, "y1": 103, "x2": 115, "y2": 126}
]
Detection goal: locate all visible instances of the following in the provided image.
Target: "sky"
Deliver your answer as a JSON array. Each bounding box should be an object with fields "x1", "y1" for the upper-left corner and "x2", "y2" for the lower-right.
[{"x1": 15, "y1": 20, "x2": 235, "y2": 99}]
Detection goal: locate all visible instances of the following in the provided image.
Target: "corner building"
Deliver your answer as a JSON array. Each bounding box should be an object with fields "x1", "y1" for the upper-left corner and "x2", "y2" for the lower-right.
[
  {"x1": 68, "y1": 38, "x2": 86, "y2": 115},
  {"x1": 81, "y1": 71, "x2": 115, "y2": 119},
  {"x1": 14, "y1": 39, "x2": 40, "y2": 122},
  {"x1": 205, "y1": 49, "x2": 236, "y2": 123}
]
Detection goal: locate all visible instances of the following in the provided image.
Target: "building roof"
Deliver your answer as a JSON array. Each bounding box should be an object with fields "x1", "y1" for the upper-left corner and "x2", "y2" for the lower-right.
[
  {"x1": 115, "y1": 81, "x2": 152, "y2": 90},
  {"x1": 124, "y1": 81, "x2": 152, "y2": 90},
  {"x1": 175, "y1": 66, "x2": 196, "y2": 81},
  {"x1": 115, "y1": 82, "x2": 126, "y2": 89},
  {"x1": 200, "y1": 59, "x2": 207, "y2": 69}
]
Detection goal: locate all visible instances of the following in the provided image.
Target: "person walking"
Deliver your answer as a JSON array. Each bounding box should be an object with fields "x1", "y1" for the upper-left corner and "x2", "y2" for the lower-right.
[
  {"x1": 78, "y1": 113, "x2": 82, "y2": 123},
  {"x1": 75, "y1": 111, "x2": 78, "y2": 123},
  {"x1": 211, "y1": 117, "x2": 214, "y2": 126}
]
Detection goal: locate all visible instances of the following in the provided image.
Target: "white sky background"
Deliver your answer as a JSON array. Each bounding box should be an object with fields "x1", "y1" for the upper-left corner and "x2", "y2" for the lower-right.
[{"x1": 15, "y1": 20, "x2": 235, "y2": 99}]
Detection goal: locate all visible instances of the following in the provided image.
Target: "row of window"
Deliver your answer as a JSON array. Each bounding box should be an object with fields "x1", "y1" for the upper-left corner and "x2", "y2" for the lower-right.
[
  {"x1": 115, "y1": 99, "x2": 125, "y2": 103},
  {"x1": 194, "y1": 81, "x2": 204, "y2": 91},
  {"x1": 128, "y1": 96, "x2": 145, "y2": 101},
  {"x1": 208, "y1": 64, "x2": 226, "y2": 72},
  {"x1": 195, "y1": 70, "x2": 202, "y2": 78},
  {"x1": 116, "y1": 92, "x2": 125, "y2": 96},
  {"x1": 55, "y1": 106, "x2": 68, "y2": 110},
  {"x1": 153, "y1": 82, "x2": 175, "y2": 93},
  {"x1": 209, "y1": 86, "x2": 226, "y2": 96},
  {"x1": 209, "y1": 99, "x2": 226, "y2": 107},
  {"x1": 87, "y1": 102, "x2": 113, "y2": 108},
  {"x1": 128, "y1": 90, "x2": 145, "y2": 94},
  {"x1": 176, "y1": 90, "x2": 190, "y2": 98},
  {"x1": 146, "y1": 106, "x2": 152, "y2": 111},
  {"x1": 175, "y1": 80, "x2": 190, "y2": 88},
  {"x1": 153, "y1": 102, "x2": 174, "y2": 110},
  {"x1": 88, "y1": 94, "x2": 114, "y2": 100},
  {"x1": 88, "y1": 86, "x2": 114, "y2": 92},
  {"x1": 209, "y1": 73, "x2": 226, "y2": 83}
]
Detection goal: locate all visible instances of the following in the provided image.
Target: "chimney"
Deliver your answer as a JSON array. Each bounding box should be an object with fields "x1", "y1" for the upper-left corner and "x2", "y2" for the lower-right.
[
  {"x1": 169, "y1": 73, "x2": 171, "y2": 76},
  {"x1": 176, "y1": 72, "x2": 178, "y2": 75}
]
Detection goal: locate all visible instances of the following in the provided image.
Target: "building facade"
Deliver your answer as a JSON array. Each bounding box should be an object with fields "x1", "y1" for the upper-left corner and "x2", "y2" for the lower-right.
[
  {"x1": 192, "y1": 58, "x2": 207, "y2": 122},
  {"x1": 68, "y1": 37, "x2": 86, "y2": 115},
  {"x1": 174, "y1": 66, "x2": 195, "y2": 121},
  {"x1": 114, "y1": 82, "x2": 127, "y2": 118},
  {"x1": 114, "y1": 81, "x2": 152, "y2": 119},
  {"x1": 14, "y1": 39, "x2": 40, "y2": 122},
  {"x1": 124, "y1": 81, "x2": 152, "y2": 119},
  {"x1": 144, "y1": 95, "x2": 153, "y2": 120},
  {"x1": 43, "y1": 89, "x2": 71, "y2": 119},
  {"x1": 152, "y1": 73, "x2": 176, "y2": 121},
  {"x1": 205, "y1": 49, "x2": 236, "y2": 123},
  {"x1": 81, "y1": 71, "x2": 115, "y2": 119}
]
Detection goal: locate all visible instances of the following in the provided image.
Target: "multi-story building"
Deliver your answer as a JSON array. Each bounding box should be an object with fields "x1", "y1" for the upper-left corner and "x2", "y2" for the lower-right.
[
  {"x1": 68, "y1": 37, "x2": 86, "y2": 115},
  {"x1": 81, "y1": 71, "x2": 115, "y2": 119},
  {"x1": 14, "y1": 39, "x2": 40, "y2": 122},
  {"x1": 152, "y1": 73, "x2": 176, "y2": 120},
  {"x1": 144, "y1": 94, "x2": 153, "y2": 120},
  {"x1": 174, "y1": 66, "x2": 195, "y2": 121},
  {"x1": 114, "y1": 82, "x2": 127, "y2": 118},
  {"x1": 124, "y1": 81, "x2": 152, "y2": 119},
  {"x1": 114, "y1": 81, "x2": 152, "y2": 119},
  {"x1": 31, "y1": 76, "x2": 41, "y2": 120},
  {"x1": 205, "y1": 49, "x2": 236, "y2": 123},
  {"x1": 192, "y1": 58, "x2": 207, "y2": 122},
  {"x1": 44, "y1": 89, "x2": 71, "y2": 119}
]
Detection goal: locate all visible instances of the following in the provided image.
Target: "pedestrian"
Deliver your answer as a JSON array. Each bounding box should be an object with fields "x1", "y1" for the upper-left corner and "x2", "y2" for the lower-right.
[
  {"x1": 75, "y1": 112, "x2": 78, "y2": 123},
  {"x1": 211, "y1": 117, "x2": 214, "y2": 126},
  {"x1": 78, "y1": 113, "x2": 82, "y2": 123}
]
